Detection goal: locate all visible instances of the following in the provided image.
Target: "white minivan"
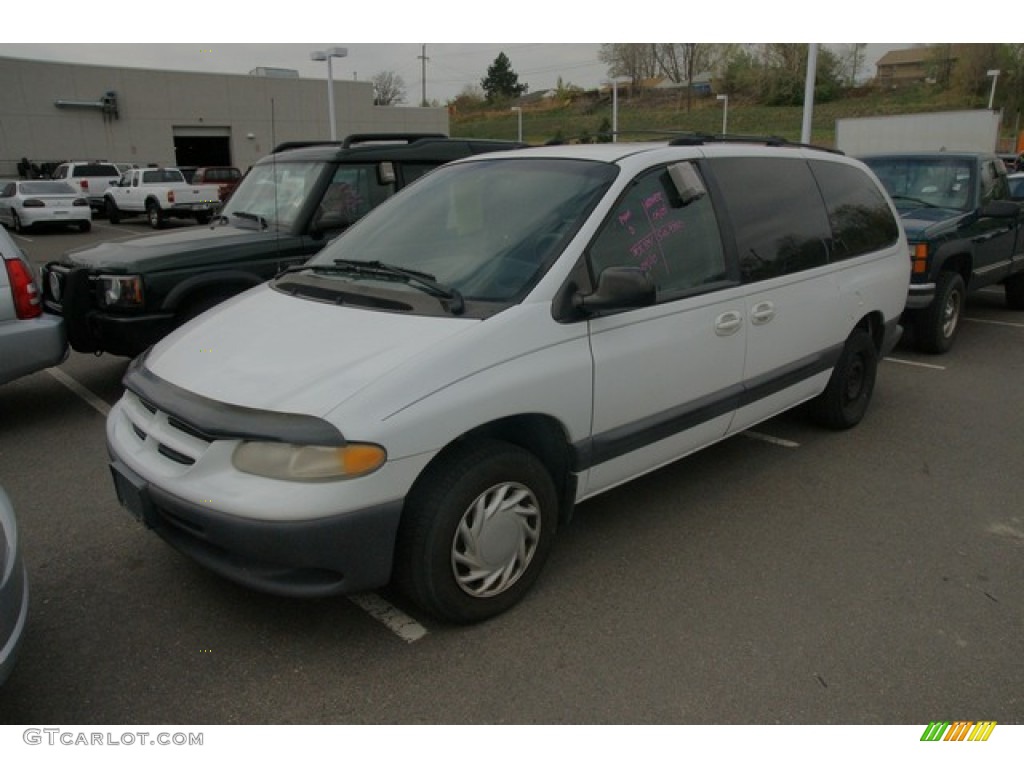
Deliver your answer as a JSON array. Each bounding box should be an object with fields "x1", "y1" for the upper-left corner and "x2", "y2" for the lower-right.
[{"x1": 106, "y1": 139, "x2": 910, "y2": 623}]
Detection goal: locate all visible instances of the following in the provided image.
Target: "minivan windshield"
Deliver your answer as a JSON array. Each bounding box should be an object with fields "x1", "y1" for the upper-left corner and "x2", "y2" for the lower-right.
[
  {"x1": 220, "y1": 160, "x2": 327, "y2": 231},
  {"x1": 306, "y1": 157, "x2": 617, "y2": 302}
]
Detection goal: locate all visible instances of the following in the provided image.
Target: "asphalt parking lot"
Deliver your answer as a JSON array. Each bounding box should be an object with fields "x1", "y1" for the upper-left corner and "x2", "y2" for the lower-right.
[{"x1": 0, "y1": 219, "x2": 1022, "y2": 725}]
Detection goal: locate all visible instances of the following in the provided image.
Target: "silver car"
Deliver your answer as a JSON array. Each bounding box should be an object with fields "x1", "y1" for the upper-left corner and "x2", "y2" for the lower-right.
[
  {"x1": 0, "y1": 485, "x2": 28, "y2": 685},
  {"x1": 0, "y1": 180, "x2": 92, "y2": 233},
  {"x1": 0, "y1": 225, "x2": 67, "y2": 385}
]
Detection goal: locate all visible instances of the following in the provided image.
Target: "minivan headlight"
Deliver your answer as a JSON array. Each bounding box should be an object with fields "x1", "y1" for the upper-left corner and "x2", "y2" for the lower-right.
[
  {"x1": 99, "y1": 274, "x2": 144, "y2": 308},
  {"x1": 232, "y1": 441, "x2": 387, "y2": 481}
]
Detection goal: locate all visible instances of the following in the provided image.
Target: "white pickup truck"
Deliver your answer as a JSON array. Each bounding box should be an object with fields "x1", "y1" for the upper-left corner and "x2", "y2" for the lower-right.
[{"x1": 103, "y1": 168, "x2": 220, "y2": 229}]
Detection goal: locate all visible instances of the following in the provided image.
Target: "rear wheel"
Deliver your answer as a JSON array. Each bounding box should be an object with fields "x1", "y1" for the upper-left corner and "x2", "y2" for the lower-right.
[
  {"x1": 915, "y1": 271, "x2": 964, "y2": 354},
  {"x1": 146, "y1": 201, "x2": 164, "y2": 229},
  {"x1": 810, "y1": 328, "x2": 878, "y2": 430},
  {"x1": 395, "y1": 439, "x2": 558, "y2": 624},
  {"x1": 78, "y1": 220, "x2": 91, "y2": 233},
  {"x1": 12, "y1": 211, "x2": 28, "y2": 233}
]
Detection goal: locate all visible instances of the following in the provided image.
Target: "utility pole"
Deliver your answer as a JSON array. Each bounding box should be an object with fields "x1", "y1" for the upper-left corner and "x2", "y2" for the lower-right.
[{"x1": 418, "y1": 44, "x2": 429, "y2": 106}]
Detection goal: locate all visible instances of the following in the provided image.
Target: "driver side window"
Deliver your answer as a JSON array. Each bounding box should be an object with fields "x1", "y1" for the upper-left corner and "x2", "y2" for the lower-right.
[{"x1": 588, "y1": 165, "x2": 726, "y2": 297}]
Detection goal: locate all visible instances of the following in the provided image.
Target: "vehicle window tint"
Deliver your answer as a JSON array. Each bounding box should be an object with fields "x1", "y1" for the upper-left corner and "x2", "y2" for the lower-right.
[
  {"x1": 73, "y1": 165, "x2": 119, "y2": 177},
  {"x1": 980, "y1": 160, "x2": 1007, "y2": 204},
  {"x1": 708, "y1": 157, "x2": 831, "y2": 282},
  {"x1": 588, "y1": 164, "x2": 726, "y2": 296},
  {"x1": 317, "y1": 164, "x2": 395, "y2": 226},
  {"x1": 809, "y1": 160, "x2": 899, "y2": 261},
  {"x1": 402, "y1": 163, "x2": 440, "y2": 186}
]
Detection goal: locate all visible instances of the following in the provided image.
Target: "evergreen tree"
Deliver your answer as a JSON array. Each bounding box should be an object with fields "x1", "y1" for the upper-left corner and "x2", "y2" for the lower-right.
[{"x1": 481, "y1": 52, "x2": 528, "y2": 102}]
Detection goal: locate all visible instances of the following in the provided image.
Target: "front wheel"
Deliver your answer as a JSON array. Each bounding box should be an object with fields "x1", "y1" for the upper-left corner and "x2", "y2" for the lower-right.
[
  {"x1": 915, "y1": 271, "x2": 965, "y2": 354},
  {"x1": 395, "y1": 439, "x2": 558, "y2": 624},
  {"x1": 105, "y1": 197, "x2": 121, "y2": 224},
  {"x1": 810, "y1": 329, "x2": 878, "y2": 430}
]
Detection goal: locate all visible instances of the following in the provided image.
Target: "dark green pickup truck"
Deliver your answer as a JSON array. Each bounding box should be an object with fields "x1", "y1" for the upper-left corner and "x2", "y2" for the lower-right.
[
  {"x1": 861, "y1": 151, "x2": 1024, "y2": 353},
  {"x1": 41, "y1": 134, "x2": 524, "y2": 357}
]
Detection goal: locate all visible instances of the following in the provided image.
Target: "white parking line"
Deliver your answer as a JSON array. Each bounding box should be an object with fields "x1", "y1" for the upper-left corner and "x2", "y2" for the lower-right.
[
  {"x1": 46, "y1": 367, "x2": 111, "y2": 416},
  {"x1": 883, "y1": 357, "x2": 946, "y2": 370},
  {"x1": 964, "y1": 317, "x2": 1024, "y2": 329},
  {"x1": 347, "y1": 593, "x2": 428, "y2": 643},
  {"x1": 743, "y1": 431, "x2": 800, "y2": 448}
]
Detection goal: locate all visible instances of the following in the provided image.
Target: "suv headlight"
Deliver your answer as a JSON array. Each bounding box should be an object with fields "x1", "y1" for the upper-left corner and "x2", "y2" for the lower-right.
[
  {"x1": 232, "y1": 441, "x2": 386, "y2": 482},
  {"x1": 99, "y1": 274, "x2": 144, "y2": 308}
]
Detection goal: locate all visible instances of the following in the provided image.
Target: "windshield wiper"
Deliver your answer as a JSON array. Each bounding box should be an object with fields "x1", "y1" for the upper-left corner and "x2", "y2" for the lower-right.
[
  {"x1": 890, "y1": 195, "x2": 938, "y2": 209},
  {"x1": 333, "y1": 259, "x2": 465, "y2": 315},
  {"x1": 278, "y1": 259, "x2": 466, "y2": 315}
]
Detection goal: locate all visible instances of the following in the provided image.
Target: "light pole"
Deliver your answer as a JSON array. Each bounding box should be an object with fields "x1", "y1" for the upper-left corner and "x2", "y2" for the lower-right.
[
  {"x1": 716, "y1": 94, "x2": 728, "y2": 135},
  {"x1": 511, "y1": 106, "x2": 522, "y2": 143},
  {"x1": 987, "y1": 69, "x2": 1001, "y2": 110},
  {"x1": 310, "y1": 46, "x2": 348, "y2": 141}
]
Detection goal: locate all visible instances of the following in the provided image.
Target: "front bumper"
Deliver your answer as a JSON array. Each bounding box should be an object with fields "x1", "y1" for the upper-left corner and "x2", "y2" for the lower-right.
[
  {"x1": 109, "y1": 458, "x2": 403, "y2": 597},
  {"x1": 41, "y1": 264, "x2": 171, "y2": 357},
  {"x1": 905, "y1": 282, "x2": 936, "y2": 310}
]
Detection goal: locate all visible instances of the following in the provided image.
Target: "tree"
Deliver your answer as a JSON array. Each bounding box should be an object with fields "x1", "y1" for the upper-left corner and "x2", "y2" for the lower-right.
[
  {"x1": 836, "y1": 44, "x2": 868, "y2": 87},
  {"x1": 599, "y1": 44, "x2": 659, "y2": 87},
  {"x1": 372, "y1": 71, "x2": 407, "y2": 106},
  {"x1": 481, "y1": 52, "x2": 527, "y2": 103}
]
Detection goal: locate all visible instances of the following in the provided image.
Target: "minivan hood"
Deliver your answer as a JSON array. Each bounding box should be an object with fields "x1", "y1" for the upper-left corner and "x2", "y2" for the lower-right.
[
  {"x1": 65, "y1": 225, "x2": 304, "y2": 272},
  {"x1": 142, "y1": 284, "x2": 477, "y2": 416}
]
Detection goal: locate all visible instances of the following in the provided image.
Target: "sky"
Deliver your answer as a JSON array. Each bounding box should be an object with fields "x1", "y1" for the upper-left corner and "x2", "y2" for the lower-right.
[
  {"x1": 0, "y1": 42, "x2": 910, "y2": 105},
  {"x1": 1, "y1": 6, "x2": 1004, "y2": 104}
]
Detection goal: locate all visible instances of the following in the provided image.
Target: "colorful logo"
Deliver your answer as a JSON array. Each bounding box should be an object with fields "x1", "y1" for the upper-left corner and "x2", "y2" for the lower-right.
[{"x1": 921, "y1": 721, "x2": 997, "y2": 742}]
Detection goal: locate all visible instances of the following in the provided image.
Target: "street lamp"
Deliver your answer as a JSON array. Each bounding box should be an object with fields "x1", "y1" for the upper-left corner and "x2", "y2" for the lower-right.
[
  {"x1": 987, "y1": 69, "x2": 1001, "y2": 110},
  {"x1": 310, "y1": 46, "x2": 348, "y2": 141},
  {"x1": 510, "y1": 106, "x2": 522, "y2": 143},
  {"x1": 716, "y1": 94, "x2": 729, "y2": 135}
]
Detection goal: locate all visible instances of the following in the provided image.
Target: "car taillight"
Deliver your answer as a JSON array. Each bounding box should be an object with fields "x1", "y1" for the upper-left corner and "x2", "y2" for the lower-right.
[
  {"x1": 22, "y1": 198, "x2": 45, "y2": 208},
  {"x1": 168, "y1": 190, "x2": 176, "y2": 203},
  {"x1": 80, "y1": 179, "x2": 89, "y2": 192},
  {"x1": 4, "y1": 258, "x2": 42, "y2": 319}
]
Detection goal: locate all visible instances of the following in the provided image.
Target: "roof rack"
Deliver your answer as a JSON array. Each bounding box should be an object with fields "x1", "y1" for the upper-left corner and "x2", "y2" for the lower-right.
[
  {"x1": 272, "y1": 134, "x2": 450, "y2": 154},
  {"x1": 666, "y1": 132, "x2": 843, "y2": 155}
]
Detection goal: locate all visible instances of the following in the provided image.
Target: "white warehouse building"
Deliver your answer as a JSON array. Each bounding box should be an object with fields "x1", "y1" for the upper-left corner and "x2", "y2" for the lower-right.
[{"x1": 0, "y1": 56, "x2": 449, "y2": 178}]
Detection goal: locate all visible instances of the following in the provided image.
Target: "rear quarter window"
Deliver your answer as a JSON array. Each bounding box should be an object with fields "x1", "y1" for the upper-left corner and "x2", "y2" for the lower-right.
[{"x1": 809, "y1": 160, "x2": 900, "y2": 261}]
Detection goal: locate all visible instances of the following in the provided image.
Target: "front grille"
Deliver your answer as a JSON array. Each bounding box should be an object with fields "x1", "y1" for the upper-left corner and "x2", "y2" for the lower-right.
[{"x1": 121, "y1": 391, "x2": 213, "y2": 469}]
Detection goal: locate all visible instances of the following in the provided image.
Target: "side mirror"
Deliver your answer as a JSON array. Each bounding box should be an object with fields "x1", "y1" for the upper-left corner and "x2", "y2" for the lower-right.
[
  {"x1": 573, "y1": 267, "x2": 656, "y2": 315},
  {"x1": 377, "y1": 162, "x2": 396, "y2": 185},
  {"x1": 980, "y1": 200, "x2": 1021, "y2": 219}
]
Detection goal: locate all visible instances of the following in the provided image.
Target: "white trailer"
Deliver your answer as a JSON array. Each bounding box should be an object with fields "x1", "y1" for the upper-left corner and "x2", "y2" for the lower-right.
[{"x1": 835, "y1": 110, "x2": 1001, "y2": 155}]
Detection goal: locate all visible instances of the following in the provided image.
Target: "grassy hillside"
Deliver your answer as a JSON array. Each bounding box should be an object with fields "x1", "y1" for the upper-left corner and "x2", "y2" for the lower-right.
[{"x1": 452, "y1": 85, "x2": 1018, "y2": 151}]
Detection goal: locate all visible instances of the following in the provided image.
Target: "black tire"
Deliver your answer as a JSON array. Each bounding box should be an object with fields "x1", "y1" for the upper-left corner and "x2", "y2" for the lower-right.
[
  {"x1": 105, "y1": 197, "x2": 120, "y2": 224},
  {"x1": 1005, "y1": 272, "x2": 1024, "y2": 310},
  {"x1": 12, "y1": 211, "x2": 28, "y2": 233},
  {"x1": 78, "y1": 220, "x2": 91, "y2": 233},
  {"x1": 915, "y1": 271, "x2": 965, "y2": 354},
  {"x1": 195, "y1": 212, "x2": 211, "y2": 225},
  {"x1": 395, "y1": 438, "x2": 558, "y2": 624},
  {"x1": 810, "y1": 329, "x2": 878, "y2": 430},
  {"x1": 146, "y1": 201, "x2": 164, "y2": 229}
]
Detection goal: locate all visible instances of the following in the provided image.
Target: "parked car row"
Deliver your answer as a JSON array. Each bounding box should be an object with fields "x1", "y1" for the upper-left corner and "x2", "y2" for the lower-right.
[{"x1": 1, "y1": 161, "x2": 243, "y2": 235}]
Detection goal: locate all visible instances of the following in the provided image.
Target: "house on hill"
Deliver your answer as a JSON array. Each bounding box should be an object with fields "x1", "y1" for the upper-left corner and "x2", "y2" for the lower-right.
[{"x1": 875, "y1": 45, "x2": 965, "y2": 88}]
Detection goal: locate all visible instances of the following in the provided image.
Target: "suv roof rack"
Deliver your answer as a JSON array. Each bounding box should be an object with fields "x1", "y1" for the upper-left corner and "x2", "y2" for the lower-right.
[{"x1": 272, "y1": 134, "x2": 450, "y2": 154}]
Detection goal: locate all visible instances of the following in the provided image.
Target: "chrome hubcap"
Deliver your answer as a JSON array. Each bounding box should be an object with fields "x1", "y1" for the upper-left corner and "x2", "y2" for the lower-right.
[
  {"x1": 942, "y1": 290, "x2": 960, "y2": 338},
  {"x1": 451, "y1": 482, "x2": 541, "y2": 598}
]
